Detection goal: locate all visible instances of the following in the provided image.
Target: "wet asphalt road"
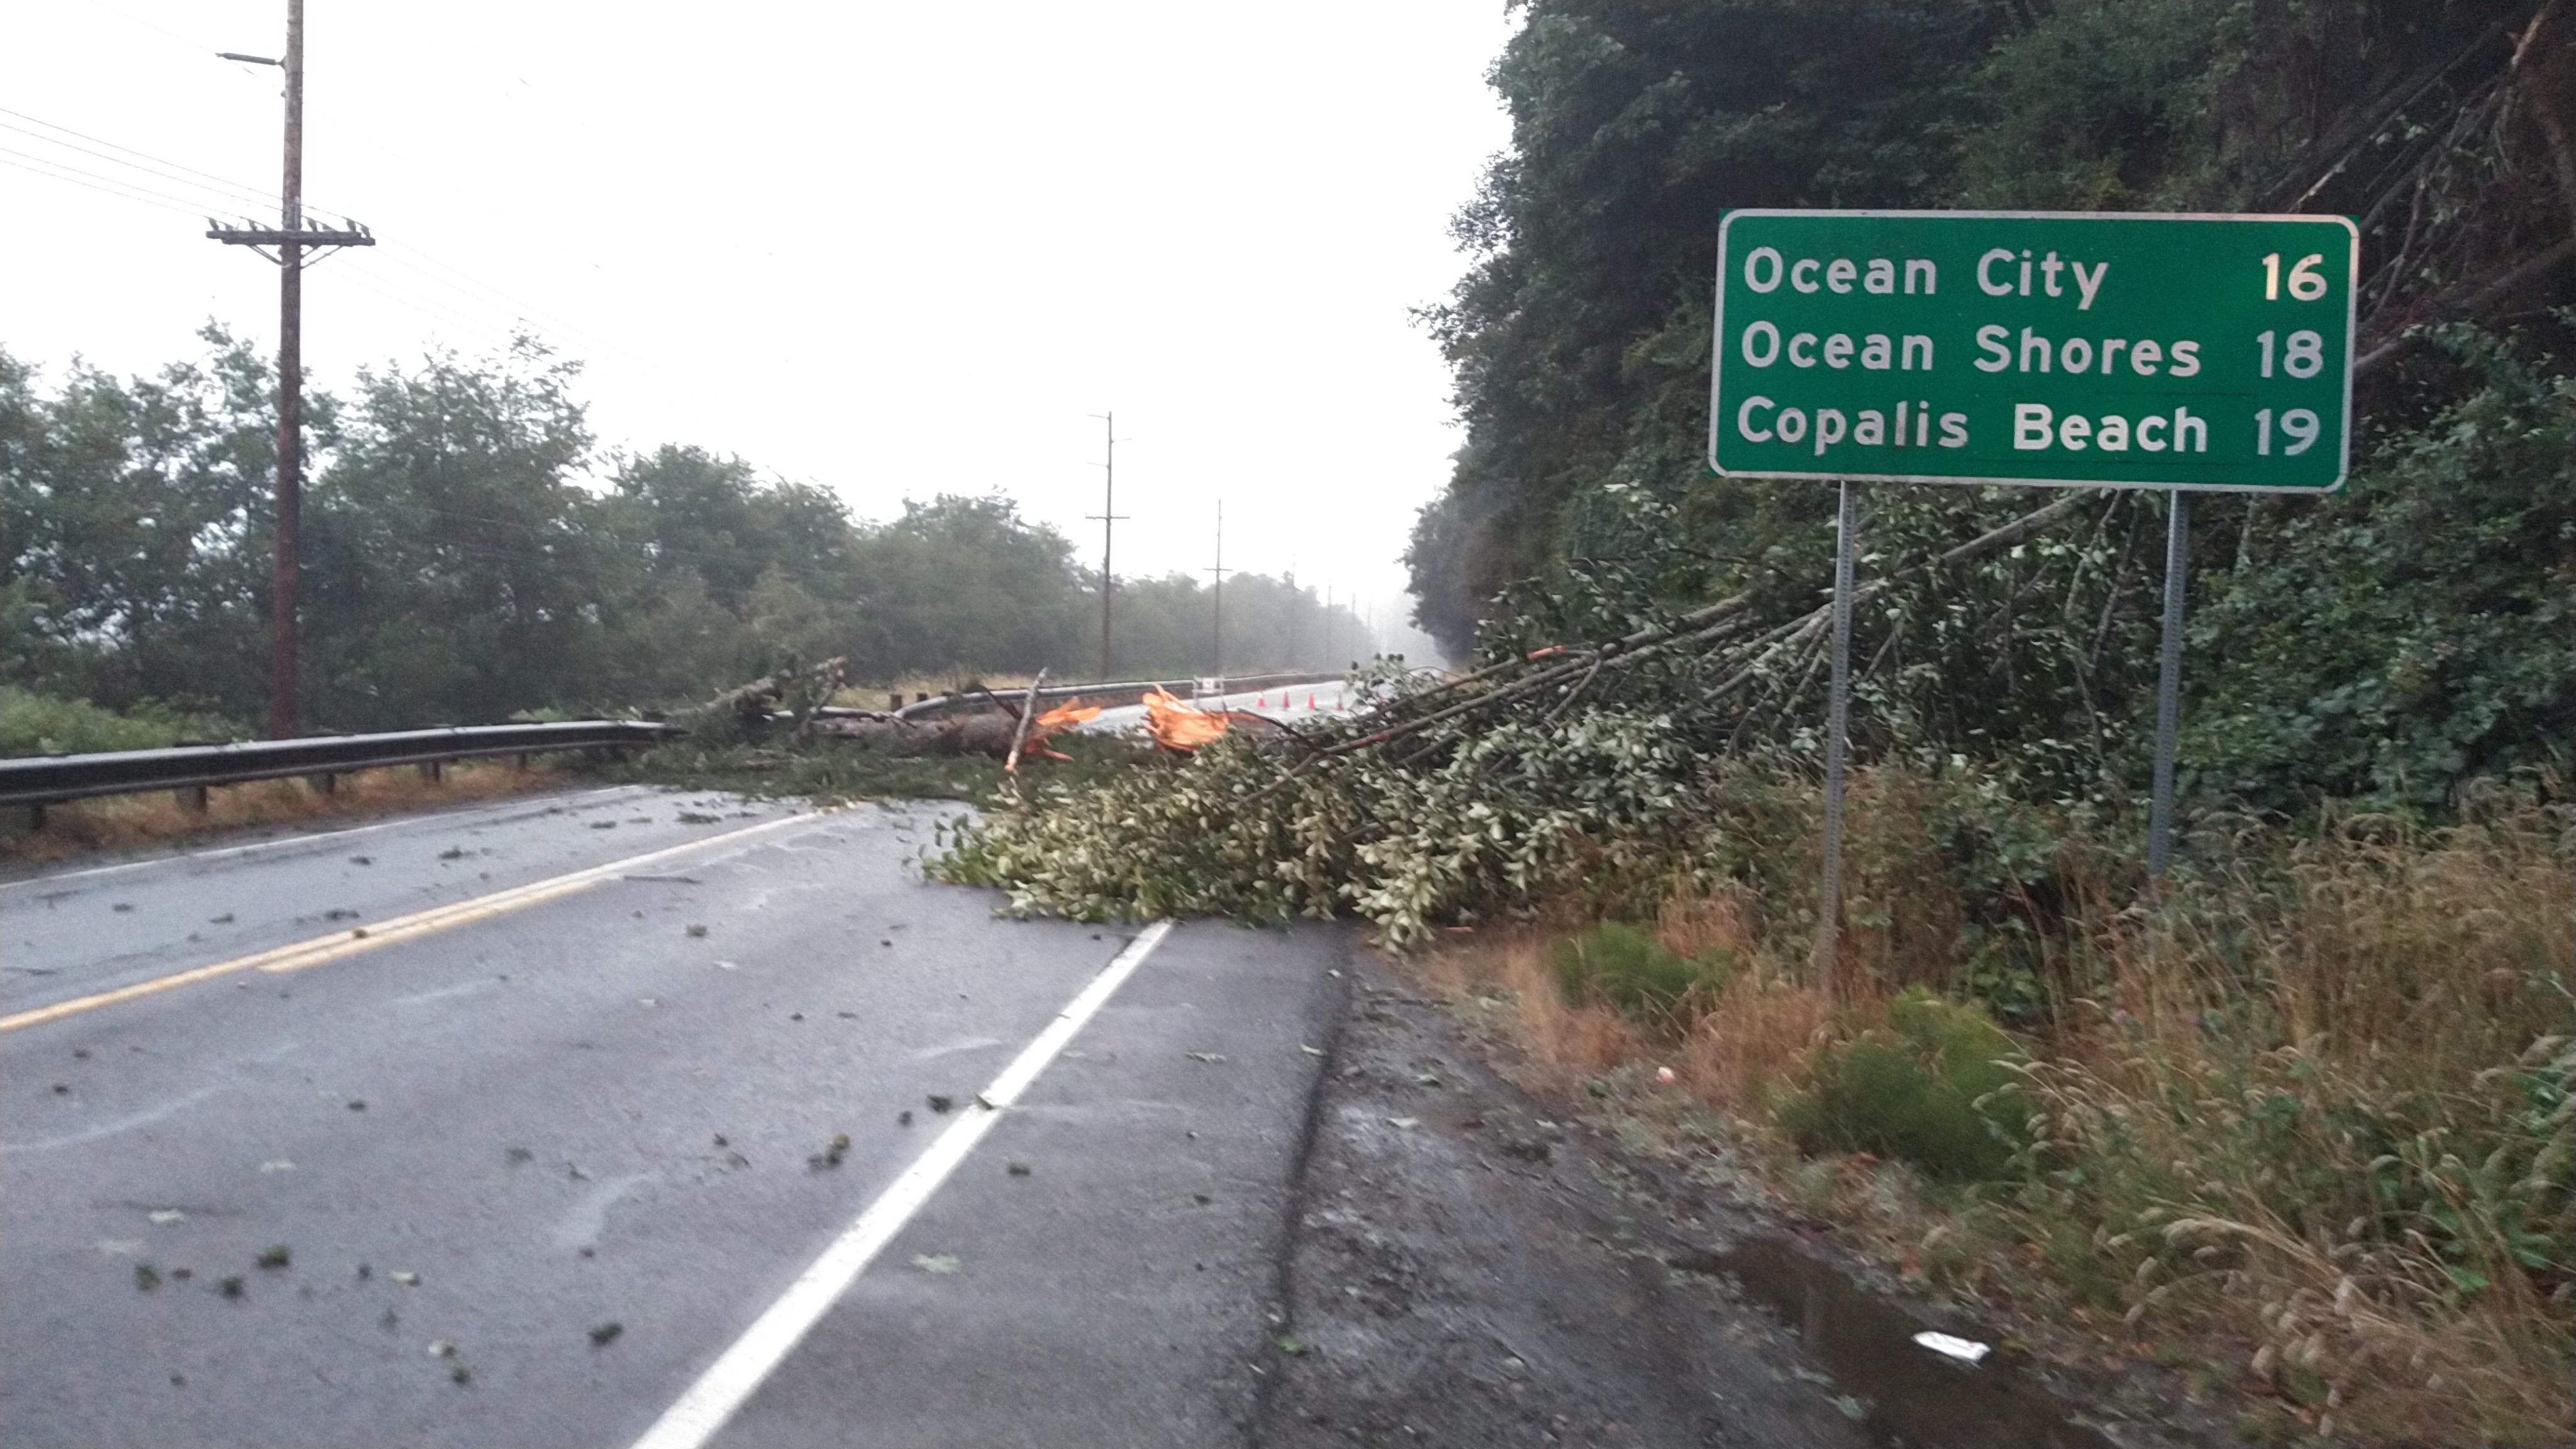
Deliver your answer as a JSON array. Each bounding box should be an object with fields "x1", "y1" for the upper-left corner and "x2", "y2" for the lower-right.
[{"x1": 0, "y1": 786, "x2": 1349, "y2": 1448}]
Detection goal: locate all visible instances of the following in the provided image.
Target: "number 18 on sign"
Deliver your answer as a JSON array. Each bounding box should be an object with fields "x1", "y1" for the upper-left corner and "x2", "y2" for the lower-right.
[{"x1": 1704, "y1": 212, "x2": 2357, "y2": 953}]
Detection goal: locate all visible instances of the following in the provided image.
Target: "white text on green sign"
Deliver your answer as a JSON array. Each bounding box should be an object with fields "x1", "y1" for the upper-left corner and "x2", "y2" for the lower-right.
[{"x1": 1706, "y1": 211, "x2": 2358, "y2": 493}]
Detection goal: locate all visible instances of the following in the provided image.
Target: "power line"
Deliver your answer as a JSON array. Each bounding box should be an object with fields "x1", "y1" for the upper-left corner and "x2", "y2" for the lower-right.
[
  {"x1": 0, "y1": 118, "x2": 277, "y2": 214},
  {"x1": 0, "y1": 149, "x2": 491, "y2": 341},
  {"x1": 0, "y1": 103, "x2": 596, "y2": 347},
  {"x1": 0, "y1": 151, "x2": 586, "y2": 353},
  {"x1": 0, "y1": 105, "x2": 284, "y2": 211},
  {"x1": 0, "y1": 146, "x2": 242, "y2": 217}
]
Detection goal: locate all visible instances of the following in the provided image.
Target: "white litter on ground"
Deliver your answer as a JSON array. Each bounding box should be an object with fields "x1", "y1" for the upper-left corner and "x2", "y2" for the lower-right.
[{"x1": 1912, "y1": 1330, "x2": 1992, "y2": 1365}]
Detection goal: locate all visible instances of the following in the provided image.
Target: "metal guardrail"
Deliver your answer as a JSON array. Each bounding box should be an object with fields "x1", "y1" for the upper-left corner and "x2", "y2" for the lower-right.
[
  {"x1": 888, "y1": 671, "x2": 1345, "y2": 721},
  {"x1": 0, "y1": 719, "x2": 676, "y2": 812}
]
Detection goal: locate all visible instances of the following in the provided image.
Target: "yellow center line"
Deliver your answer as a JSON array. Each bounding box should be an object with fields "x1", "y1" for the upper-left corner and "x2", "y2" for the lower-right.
[{"x1": 0, "y1": 809, "x2": 833, "y2": 1033}]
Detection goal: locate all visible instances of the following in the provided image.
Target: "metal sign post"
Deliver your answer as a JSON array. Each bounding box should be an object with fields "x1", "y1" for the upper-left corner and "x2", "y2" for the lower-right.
[
  {"x1": 2146, "y1": 492, "x2": 2191, "y2": 877},
  {"x1": 1706, "y1": 210, "x2": 2357, "y2": 939},
  {"x1": 1813, "y1": 479, "x2": 1860, "y2": 990}
]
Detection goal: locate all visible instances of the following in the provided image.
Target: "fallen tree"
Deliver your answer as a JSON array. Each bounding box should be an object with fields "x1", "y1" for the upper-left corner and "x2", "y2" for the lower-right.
[{"x1": 938, "y1": 492, "x2": 2097, "y2": 946}]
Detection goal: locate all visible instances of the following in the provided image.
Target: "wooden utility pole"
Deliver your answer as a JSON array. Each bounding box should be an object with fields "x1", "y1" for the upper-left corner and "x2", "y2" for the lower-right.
[
  {"x1": 1204, "y1": 501, "x2": 1232, "y2": 682},
  {"x1": 1085, "y1": 412, "x2": 1128, "y2": 682},
  {"x1": 208, "y1": 0, "x2": 374, "y2": 738}
]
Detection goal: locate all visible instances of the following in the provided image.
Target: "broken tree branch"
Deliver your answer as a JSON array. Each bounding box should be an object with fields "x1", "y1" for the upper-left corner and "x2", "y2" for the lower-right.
[{"x1": 1004, "y1": 669, "x2": 1049, "y2": 775}]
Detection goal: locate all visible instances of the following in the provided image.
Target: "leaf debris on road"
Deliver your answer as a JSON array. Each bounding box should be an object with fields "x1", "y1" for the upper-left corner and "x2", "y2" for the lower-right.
[
  {"x1": 589, "y1": 1321, "x2": 624, "y2": 1346},
  {"x1": 256, "y1": 1245, "x2": 291, "y2": 1269},
  {"x1": 910, "y1": 1253, "x2": 960, "y2": 1275},
  {"x1": 135, "y1": 1264, "x2": 162, "y2": 1291}
]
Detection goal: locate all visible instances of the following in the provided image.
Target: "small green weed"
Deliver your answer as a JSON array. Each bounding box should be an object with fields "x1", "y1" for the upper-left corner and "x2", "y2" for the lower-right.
[
  {"x1": 1779, "y1": 989, "x2": 2029, "y2": 1182},
  {"x1": 1551, "y1": 921, "x2": 1731, "y2": 1021}
]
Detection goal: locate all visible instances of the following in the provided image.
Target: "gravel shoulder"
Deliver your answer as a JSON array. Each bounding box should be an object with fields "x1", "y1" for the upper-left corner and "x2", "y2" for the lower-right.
[{"x1": 1255, "y1": 951, "x2": 2205, "y2": 1449}]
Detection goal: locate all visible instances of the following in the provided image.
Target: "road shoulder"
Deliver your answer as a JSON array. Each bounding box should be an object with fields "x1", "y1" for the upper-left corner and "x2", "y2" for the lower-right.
[
  {"x1": 1255, "y1": 951, "x2": 1880, "y2": 1448},
  {"x1": 708, "y1": 919, "x2": 1353, "y2": 1449}
]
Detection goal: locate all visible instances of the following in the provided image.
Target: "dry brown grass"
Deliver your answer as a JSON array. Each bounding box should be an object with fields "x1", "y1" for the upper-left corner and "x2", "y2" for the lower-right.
[
  {"x1": 0, "y1": 759, "x2": 566, "y2": 867},
  {"x1": 2014, "y1": 804, "x2": 2576, "y2": 1444},
  {"x1": 1420, "y1": 926, "x2": 1643, "y2": 1093},
  {"x1": 1406, "y1": 774, "x2": 2575, "y2": 1445},
  {"x1": 1647, "y1": 885, "x2": 1841, "y2": 1111}
]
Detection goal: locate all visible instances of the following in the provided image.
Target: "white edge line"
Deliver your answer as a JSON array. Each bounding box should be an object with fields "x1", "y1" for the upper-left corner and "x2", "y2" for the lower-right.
[{"x1": 627, "y1": 919, "x2": 1177, "y2": 1449}]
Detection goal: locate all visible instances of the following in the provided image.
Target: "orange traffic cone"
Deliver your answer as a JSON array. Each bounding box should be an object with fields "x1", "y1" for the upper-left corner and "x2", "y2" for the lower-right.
[
  {"x1": 1307, "y1": 692, "x2": 1317, "y2": 709},
  {"x1": 1257, "y1": 692, "x2": 1266, "y2": 706}
]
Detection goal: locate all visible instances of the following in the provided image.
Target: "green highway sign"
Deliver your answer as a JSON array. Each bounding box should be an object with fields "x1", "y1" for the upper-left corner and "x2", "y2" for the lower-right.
[{"x1": 1708, "y1": 211, "x2": 2358, "y2": 493}]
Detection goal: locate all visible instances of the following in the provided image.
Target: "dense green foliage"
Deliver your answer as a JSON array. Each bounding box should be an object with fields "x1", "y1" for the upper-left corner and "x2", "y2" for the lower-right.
[
  {"x1": 1407, "y1": 0, "x2": 2574, "y2": 818},
  {"x1": 1779, "y1": 987, "x2": 2029, "y2": 1182},
  {"x1": 0, "y1": 686, "x2": 235, "y2": 757},
  {"x1": 0, "y1": 331, "x2": 1377, "y2": 740},
  {"x1": 1552, "y1": 919, "x2": 1728, "y2": 1018}
]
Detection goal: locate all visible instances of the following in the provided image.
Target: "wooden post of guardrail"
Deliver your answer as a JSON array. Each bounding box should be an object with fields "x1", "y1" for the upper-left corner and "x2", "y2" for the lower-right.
[
  {"x1": 307, "y1": 772, "x2": 336, "y2": 796},
  {"x1": 18, "y1": 804, "x2": 42, "y2": 832},
  {"x1": 418, "y1": 760, "x2": 443, "y2": 783},
  {"x1": 176, "y1": 785, "x2": 210, "y2": 813}
]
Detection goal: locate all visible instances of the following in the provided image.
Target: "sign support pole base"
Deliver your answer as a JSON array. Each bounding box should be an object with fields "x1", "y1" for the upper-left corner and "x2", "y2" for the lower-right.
[
  {"x1": 1814, "y1": 479, "x2": 1858, "y2": 993},
  {"x1": 2147, "y1": 491, "x2": 2190, "y2": 879}
]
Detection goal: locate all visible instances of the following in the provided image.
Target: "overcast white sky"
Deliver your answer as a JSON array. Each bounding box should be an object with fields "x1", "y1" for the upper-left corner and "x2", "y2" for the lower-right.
[{"x1": 1, "y1": 2, "x2": 1514, "y2": 657}]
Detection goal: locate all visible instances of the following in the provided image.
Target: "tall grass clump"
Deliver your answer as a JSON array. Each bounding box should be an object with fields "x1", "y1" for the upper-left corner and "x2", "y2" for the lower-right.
[
  {"x1": 1415, "y1": 774, "x2": 2571, "y2": 1443},
  {"x1": 2011, "y1": 797, "x2": 2573, "y2": 1442}
]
